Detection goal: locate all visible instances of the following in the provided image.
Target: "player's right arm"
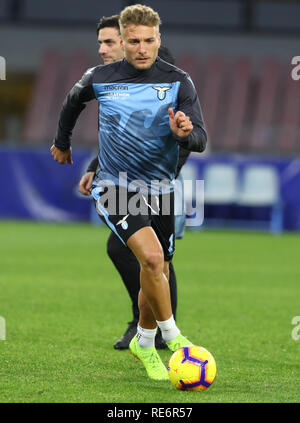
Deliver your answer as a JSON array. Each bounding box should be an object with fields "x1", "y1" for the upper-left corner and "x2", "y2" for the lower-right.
[{"x1": 51, "y1": 67, "x2": 97, "y2": 164}]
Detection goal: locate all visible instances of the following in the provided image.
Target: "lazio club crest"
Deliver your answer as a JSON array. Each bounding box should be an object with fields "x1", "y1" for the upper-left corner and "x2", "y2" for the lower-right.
[
  {"x1": 152, "y1": 86, "x2": 171, "y2": 100},
  {"x1": 116, "y1": 214, "x2": 129, "y2": 230}
]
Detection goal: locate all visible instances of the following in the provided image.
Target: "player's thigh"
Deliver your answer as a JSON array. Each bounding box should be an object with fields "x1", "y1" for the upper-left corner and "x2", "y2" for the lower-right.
[
  {"x1": 93, "y1": 189, "x2": 151, "y2": 246},
  {"x1": 126, "y1": 226, "x2": 164, "y2": 269},
  {"x1": 151, "y1": 192, "x2": 175, "y2": 262}
]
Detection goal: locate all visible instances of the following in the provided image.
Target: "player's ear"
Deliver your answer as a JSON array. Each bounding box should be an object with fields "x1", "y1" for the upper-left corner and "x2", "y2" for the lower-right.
[
  {"x1": 120, "y1": 38, "x2": 125, "y2": 53},
  {"x1": 120, "y1": 28, "x2": 124, "y2": 46}
]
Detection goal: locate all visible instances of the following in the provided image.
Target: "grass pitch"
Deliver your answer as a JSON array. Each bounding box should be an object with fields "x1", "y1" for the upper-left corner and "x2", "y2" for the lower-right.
[{"x1": 0, "y1": 221, "x2": 299, "y2": 403}]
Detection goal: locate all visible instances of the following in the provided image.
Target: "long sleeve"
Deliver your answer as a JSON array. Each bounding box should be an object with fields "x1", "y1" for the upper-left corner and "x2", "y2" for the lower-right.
[
  {"x1": 175, "y1": 148, "x2": 190, "y2": 178},
  {"x1": 173, "y1": 74, "x2": 207, "y2": 153},
  {"x1": 54, "y1": 68, "x2": 96, "y2": 151},
  {"x1": 87, "y1": 156, "x2": 99, "y2": 173}
]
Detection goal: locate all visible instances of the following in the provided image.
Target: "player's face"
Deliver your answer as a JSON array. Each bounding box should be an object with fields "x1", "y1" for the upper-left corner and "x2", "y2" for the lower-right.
[
  {"x1": 122, "y1": 24, "x2": 161, "y2": 70},
  {"x1": 98, "y1": 27, "x2": 124, "y2": 64}
]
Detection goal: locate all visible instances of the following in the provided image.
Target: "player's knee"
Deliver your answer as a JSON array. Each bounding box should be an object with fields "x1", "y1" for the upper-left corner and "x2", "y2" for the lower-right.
[{"x1": 140, "y1": 248, "x2": 164, "y2": 274}]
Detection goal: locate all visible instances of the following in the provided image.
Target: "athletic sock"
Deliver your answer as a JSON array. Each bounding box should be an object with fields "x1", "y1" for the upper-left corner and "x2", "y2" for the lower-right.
[
  {"x1": 156, "y1": 315, "x2": 180, "y2": 342},
  {"x1": 136, "y1": 325, "x2": 157, "y2": 348}
]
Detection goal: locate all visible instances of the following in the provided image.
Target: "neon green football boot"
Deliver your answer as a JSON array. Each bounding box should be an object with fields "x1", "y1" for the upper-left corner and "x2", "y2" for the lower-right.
[
  {"x1": 166, "y1": 334, "x2": 193, "y2": 352},
  {"x1": 129, "y1": 335, "x2": 169, "y2": 380}
]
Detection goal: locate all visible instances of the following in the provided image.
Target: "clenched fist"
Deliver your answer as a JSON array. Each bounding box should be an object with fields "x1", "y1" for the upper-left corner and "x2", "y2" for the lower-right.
[
  {"x1": 50, "y1": 145, "x2": 73, "y2": 165},
  {"x1": 168, "y1": 108, "x2": 193, "y2": 138}
]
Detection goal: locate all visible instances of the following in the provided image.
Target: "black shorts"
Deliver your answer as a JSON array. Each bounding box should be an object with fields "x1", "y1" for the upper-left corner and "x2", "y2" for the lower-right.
[{"x1": 92, "y1": 186, "x2": 175, "y2": 261}]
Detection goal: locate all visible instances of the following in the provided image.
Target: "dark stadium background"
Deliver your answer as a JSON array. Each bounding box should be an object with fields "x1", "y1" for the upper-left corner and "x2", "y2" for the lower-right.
[{"x1": 1, "y1": 0, "x2": 300, "y2": 232}]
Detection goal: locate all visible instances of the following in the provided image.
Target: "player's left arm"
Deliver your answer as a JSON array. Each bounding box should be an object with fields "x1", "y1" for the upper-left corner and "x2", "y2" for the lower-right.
[
  {"x1": 78, "y1": 156, "x2": 99, "y2": 195},
  {"x1": 169, "y1": 74, "x2": 207, "y2": 152},
  {"x1": 86, "y1": 156, "x2": 99, "y2": 173}
]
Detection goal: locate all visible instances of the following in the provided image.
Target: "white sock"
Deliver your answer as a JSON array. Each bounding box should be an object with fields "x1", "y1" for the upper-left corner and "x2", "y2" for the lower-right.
[
  {"x1": 157, "y1": 315, "x2": 180, "y2": 342},
  {"x1": 137, "y1": 324, "x2": 157, "y2": 348}
]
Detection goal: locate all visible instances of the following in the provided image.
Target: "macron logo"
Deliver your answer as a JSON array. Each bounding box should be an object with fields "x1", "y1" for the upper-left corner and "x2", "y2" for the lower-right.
[{"x1": 105, "y1": 85, "x2": 128, "y2": 90}]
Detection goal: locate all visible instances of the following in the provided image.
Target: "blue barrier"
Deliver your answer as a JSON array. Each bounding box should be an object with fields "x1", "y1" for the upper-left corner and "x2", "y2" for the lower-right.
[
  {"x1": 0, "y1": 147, "x2": 299, "y2": 231},
  {"x1": 186, "y1": 153, "x2": 300, "y2": 232},
  {"x1": 0, "y1": 147, "x2": 93, "y2": 222}
]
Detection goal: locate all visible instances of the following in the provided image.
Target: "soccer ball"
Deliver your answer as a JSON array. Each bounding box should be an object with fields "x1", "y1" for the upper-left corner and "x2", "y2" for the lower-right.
[{"x1": 167, "y1": 345, "x2": 217, "y2": 391}]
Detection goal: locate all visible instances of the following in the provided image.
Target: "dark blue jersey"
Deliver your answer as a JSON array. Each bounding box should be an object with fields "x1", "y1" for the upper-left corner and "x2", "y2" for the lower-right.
[{"x1": 54, "y1": 57, "x2": 207, "y2": 191}]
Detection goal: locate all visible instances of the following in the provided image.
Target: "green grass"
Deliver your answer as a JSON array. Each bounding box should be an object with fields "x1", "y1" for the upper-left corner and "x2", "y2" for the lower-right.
[{"x1": 0, "y1": 220, "x2": 300, "y2": 403}]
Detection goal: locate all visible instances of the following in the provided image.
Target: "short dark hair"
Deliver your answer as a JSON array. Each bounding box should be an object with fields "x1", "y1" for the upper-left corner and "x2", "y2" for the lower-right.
[
  {"x1": 158, "y1": 45, "x2": 175, "y2": 65},
  {"x1": 96, "y1": 15, "x2": 120, "y2": 36}
]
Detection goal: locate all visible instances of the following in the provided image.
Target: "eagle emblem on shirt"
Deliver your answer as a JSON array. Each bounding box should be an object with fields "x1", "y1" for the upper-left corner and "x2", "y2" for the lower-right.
[
  {"x1": 116, "y1": 214, "x2": 129, "y2": 230},
  {"x1": 152, "y1": 86, "x2": 171, "y2": 101}
]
